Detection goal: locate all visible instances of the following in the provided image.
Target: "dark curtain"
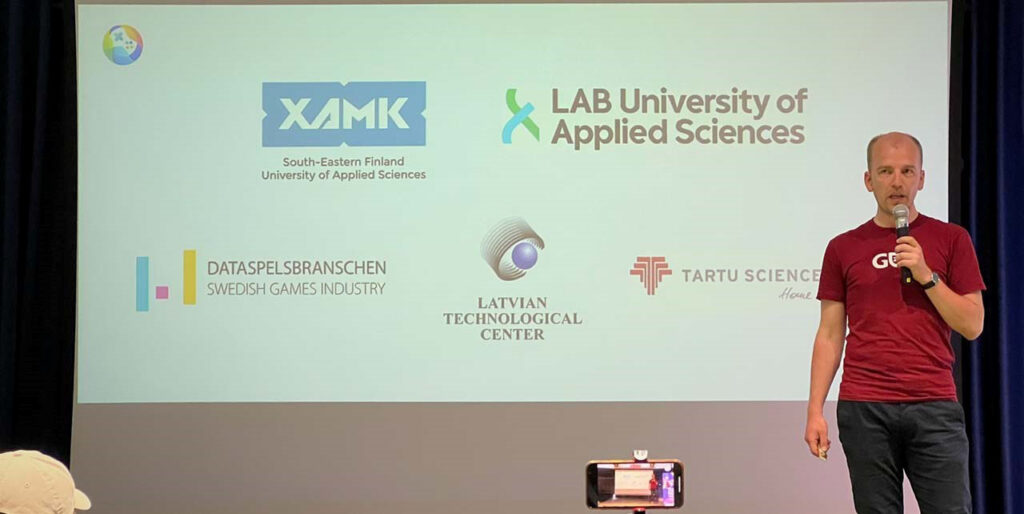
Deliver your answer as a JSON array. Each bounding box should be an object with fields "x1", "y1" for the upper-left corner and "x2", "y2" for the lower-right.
[
  {"x1": 0, "y1": 0, "x2": 77, "y2": 464},
  {"x1": 959, "y1": 0, "x2": 1024, "y2": 513}
]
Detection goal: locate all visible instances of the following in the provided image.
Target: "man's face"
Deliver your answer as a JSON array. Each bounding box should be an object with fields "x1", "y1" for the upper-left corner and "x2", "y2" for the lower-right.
[{"x1": 864, "y1": 135, "x2": 925, "y2": 216}]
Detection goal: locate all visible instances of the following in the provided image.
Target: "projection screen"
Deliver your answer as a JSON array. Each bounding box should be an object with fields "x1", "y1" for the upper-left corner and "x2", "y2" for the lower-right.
[{"x1": 73, "y1": 1, "x2": 951, "y2": 512}]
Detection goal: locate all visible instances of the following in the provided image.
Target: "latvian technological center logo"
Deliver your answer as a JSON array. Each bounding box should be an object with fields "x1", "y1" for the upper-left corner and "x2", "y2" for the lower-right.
[
  {"x1": 630, "y1": 257, "x2": 672, "y2": 295},
  {"x1": 136, "y1": 250, "x2": 197, "y2": 311},
  {"x1": 502, "y1": 89, "x2": 539, "y2": 144},
  {"x1": 442, "y1": 217, "x2": 581, "y2": 342},
  {"x1": 481, "y1": 218, "x2": 544, "y2": 280},
  {"x1": 103, "y1": 25, "x2": 143, "y2": 65}
]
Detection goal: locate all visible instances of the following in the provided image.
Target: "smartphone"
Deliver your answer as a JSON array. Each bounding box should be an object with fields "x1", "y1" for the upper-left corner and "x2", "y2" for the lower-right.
[{"x1": 585, "y1": 459, "x2": 684, "y2": 509}]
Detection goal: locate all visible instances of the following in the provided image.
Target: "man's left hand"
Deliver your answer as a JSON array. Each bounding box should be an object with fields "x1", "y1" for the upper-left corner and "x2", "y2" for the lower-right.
[{"x1": 895, "y1": 236, "x2": 933, "y2": 284}]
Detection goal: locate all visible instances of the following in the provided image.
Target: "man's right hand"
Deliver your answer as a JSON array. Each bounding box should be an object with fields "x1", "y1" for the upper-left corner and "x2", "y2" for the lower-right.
[
  {"x1": 804, "y1": 414, "x2": 830, "y2": 458},
  {"x1": 805, "y1": 300, "x2": 845, "y2": 460}
]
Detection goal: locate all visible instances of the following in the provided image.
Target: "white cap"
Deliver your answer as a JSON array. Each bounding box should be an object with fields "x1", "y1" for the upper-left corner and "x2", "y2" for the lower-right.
[{"x1": 0, "y1": 450, "x2": 91, "y2": 513}]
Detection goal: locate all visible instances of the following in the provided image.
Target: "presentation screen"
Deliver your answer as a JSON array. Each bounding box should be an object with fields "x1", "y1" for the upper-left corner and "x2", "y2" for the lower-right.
[
  {"x1": 77, "y1": 1, "x2": 948, "y2": 404},
  {"x1": 73, "y1": 2, "x2": 950, "y2": 513}
]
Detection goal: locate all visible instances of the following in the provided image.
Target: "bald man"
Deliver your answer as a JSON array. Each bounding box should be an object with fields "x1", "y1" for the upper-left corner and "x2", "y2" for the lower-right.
[{"x1": 804, "y1": 132, "x2": 985, "y2": 513}]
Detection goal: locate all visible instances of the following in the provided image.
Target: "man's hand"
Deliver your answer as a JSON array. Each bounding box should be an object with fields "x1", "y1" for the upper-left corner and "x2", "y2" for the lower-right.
[
  {"x1": 804, "y1": 414, "x2": 830, "y2": 460},
  {"x1": 895, "y1": 235, "x2": 933, "y2": 283},
  {"x1": 895, "y1": 235, "x2": 985, "y2": 338},
  {"x1": 806, "y1": 300, "x2": 845, "y2": 460}
]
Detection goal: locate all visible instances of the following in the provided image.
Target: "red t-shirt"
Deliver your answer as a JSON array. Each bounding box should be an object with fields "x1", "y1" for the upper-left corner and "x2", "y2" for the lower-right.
[{"x1": 817, "y1": 214, "x2": 986, "y2": 401}]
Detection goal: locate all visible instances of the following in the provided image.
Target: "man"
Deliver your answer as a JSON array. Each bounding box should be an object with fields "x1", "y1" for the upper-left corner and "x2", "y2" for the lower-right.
[
  {"x1": 0, "y1": 450, "x2": 92, "y2": 513},
  {"x1": 804, "y1": 132, "x2": 985, "y2": 513}
]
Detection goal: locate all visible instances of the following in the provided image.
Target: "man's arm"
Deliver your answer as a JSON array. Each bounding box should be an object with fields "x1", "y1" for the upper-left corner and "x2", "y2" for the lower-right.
[
  {"x1": 804, "y1": 299, "x2": 846, "y2": 458},
  {"x1": 923, "y1": 286, "x2": 983, "y2": 340},
  {"x1": 895, "y1": 235, "x2": 985, "y2": 339}
]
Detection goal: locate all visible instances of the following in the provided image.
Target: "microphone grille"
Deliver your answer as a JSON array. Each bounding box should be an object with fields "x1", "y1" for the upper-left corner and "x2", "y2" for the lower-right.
[{"x1": 893, "y1": 204, "x2": 910, "y2": 226}]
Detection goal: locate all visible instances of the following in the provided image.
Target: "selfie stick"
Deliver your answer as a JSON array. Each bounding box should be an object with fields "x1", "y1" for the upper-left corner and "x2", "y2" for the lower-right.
[{"x1": 632, "y1": 449, "x2": 648, "y2": 514}]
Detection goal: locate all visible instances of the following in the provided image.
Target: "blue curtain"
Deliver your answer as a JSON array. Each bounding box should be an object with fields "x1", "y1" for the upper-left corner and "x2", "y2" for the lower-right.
[
  {"x1": 0, "y1": 0, "x2": 77, "y2": 463},
  {"x1": 960, "y1": 0, "x2": 1024, "y2": 513}
]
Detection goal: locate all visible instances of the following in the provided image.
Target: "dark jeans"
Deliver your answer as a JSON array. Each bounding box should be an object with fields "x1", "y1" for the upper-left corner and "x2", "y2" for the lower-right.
[{"x1": 837, "y1": 400, "x2": 971, "y2": 514}]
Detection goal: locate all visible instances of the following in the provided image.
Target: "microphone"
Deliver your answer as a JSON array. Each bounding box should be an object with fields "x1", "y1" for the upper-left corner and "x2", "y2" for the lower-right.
[{"x1": 892, "y1": 204, "x2": 913, "y2": 284}]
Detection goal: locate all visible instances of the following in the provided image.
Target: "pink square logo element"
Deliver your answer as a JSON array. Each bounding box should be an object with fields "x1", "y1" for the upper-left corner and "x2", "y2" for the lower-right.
[{"x1": 155, "y1": 286, "x2": 169, "y2": 300}]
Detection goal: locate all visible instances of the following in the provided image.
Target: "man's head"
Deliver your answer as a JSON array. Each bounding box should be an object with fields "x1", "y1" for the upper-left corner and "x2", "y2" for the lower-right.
[
  {"x1": 0, "y1": 450, "x2": 91, "y2": 513},
  {"x1": 864, "y1": 132, "x2": 925, "y2": 219}
]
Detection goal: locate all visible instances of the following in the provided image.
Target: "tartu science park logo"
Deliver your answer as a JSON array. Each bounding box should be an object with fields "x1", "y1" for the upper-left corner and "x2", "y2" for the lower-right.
[
  {"x1": 103, "y1": 25, "x2": 143, "y2": 65},
  {"x1": 502, "y1": 89, "x2": 539, "y2": 144},
  {"x1": 630, "y1": 256, "x2": 672, "y2": 295},
  {"x1": 136, "y1": 250, "x2": 197, "y2": 312},
  {"x1": 481, "y1": 218, "x2": 544, "y2": 281},
  {"x1": 262, "y1": 81, "x2": 426, "y2": 147}
]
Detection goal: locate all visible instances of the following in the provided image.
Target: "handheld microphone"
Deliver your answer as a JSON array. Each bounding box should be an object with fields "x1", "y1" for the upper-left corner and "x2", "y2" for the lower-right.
[{"x1": 892, "y1": 204, "x2": 913, "y2": 284}]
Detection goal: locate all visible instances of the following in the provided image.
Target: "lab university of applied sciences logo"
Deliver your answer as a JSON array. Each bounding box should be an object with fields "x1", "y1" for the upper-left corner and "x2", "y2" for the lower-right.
[
  {"x1": 630, "y1": 257, "x2": 672, "y2": 295},
  {"x1": 502, "y1": 89, "x2": 540, "y2": 144},
  {"x1": 103, "y1": 25, "x2": 143, "y2": 65},
  {"x1": 135, "y1": 250, "x2": 197, "y2": 312},
  {"x1": 262, "y1": 81, "x2": 426, "y2": 147},
  {"x1": 481, "y1": 217, "x2": 544, "y2": 280}
]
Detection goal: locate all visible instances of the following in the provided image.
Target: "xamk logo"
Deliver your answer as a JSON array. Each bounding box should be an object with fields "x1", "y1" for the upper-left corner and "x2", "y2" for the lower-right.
[
  {"x1": 630, "y1": 257, "x2": 672, "y2": 295},
  {"x1": 136, "y1": 250, "x2": 197, "y2": 311},
  {"x1": 502, "y1": 89, "x2": 539, "y2": 143},
  {"x1": 262, "y1": 81, "x2": 426, "y2": 147},
  {"x1": 481, "y1": 218, "x2": 544, "y2": 280}
]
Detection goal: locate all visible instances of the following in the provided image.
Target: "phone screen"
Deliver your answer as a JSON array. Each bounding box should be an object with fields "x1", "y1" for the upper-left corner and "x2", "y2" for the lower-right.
[{"x1": 586, "y1": 460, "x2": 683, "y2": 509}]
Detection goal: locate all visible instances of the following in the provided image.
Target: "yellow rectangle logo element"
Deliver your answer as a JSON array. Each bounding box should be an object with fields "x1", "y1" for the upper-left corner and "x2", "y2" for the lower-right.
[{"x1": 183, "y1": 250, "x2": 197, "y2": 305}]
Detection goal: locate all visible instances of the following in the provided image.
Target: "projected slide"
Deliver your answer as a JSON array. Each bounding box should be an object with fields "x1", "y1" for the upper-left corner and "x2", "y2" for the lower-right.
[{"x1": 77, "y1": 2, "x2": 949, "y2": 403}]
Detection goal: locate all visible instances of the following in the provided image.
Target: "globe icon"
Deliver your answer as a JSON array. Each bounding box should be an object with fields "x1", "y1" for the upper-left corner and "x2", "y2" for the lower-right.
[
  {"x1": 511, "y1": 242, "x2": 538, "y2": 270},
  {"x1": 103, "y1": 25, "x2": 143, "y2": 65}
]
